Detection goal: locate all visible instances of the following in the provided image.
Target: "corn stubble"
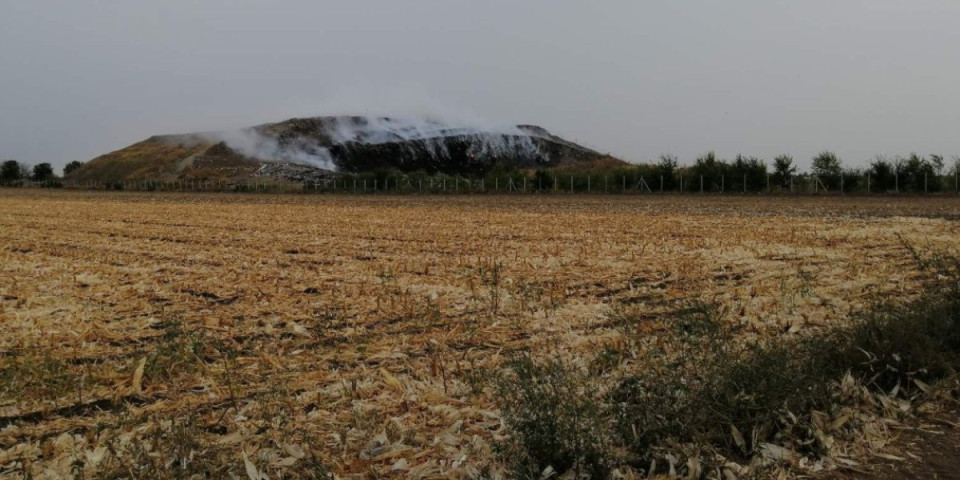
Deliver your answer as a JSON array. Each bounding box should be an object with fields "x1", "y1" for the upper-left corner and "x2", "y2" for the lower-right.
[{"x1": 0, "y1": 191, "x2": 958, "y2": 479}]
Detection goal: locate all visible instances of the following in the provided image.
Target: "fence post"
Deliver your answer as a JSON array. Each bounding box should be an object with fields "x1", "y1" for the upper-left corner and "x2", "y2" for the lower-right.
[
  {"x1": 743, "y1": 174, "x2": 746, "y2": 194},
  {"x1": 924, "y1": 172, "x2": 928, "y2": 193},
  {"x1": 587, "y1": 176, "x2": 591, "y2": 192},
  {"x1": 700, "y1": 175, "x2": 703, "y2": 194},
  {"x1": 660, "y1": 175, "x2": 664, "y2": 193},
  {"x1": 721, "y1": 174, "x2": 724, "y2": 193},
  {"x1": 867, "y1": 173, "x2": 870, "y2": 193},
  {"x1": 895, "y1": 174, "x2": 898, "y2": 193},
  {"x1": 841, "y1": 175, "x2": 844, "y2": 194}
]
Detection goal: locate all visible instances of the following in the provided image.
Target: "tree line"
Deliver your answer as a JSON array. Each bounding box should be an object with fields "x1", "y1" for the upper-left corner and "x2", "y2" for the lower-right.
[
  {"x1": 3, "y1": 153, "x2": 960, "y2": 193},
  {"x1": 0, "y1": 159, "x2": 84, "y2": 186},
  {"x1": 275, "y1": 151, "x2": 960, "y2": 194},
  {"x1": 287, "y1": 151, "x2": 960, "y2": 194},
  {"x1": 638, "y1": 151, "x2": 960, "y2": 193}
]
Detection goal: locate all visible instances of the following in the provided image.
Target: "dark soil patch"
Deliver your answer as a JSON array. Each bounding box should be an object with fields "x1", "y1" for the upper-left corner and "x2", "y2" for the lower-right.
[{"x1": 827, "y1": 411, "x2": 960, "y2": 480}]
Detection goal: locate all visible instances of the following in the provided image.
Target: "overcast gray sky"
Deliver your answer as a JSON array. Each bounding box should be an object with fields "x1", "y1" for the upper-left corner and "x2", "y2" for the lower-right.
[{"x1": 3, "y1": 1, "x2": 960, "y2": 171}]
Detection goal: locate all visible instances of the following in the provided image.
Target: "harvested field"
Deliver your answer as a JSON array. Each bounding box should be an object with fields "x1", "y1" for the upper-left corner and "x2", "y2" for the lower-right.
[{"x1": 1, "y1": 190, "x2": 959, "y2": 478}]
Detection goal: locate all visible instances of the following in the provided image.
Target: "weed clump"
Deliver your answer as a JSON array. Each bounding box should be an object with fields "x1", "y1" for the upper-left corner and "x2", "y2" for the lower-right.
[
  {"x1": 0, "y1": 349, "x2": 78, "y2": 405},
  {"x1": 494, "y1": 354, "x2": 612, "y2": 479},
  {"x1": 839, "y1": 250, "x2": 960, "y2": 393},
  {"x1": 493, "y1": 250, "x2": 960, "y2": 476},
  {"x1": 97, "y1": 414, "x2": 227, "y2": 479},
  {"x1": 143, "y1": 321, "x2": 208, "y2": 385},
  {"x1": 93, "y1": 414, "x2": 334, "y2": 480},
  {"x1": 611, "y1": 302, "x2": 838, "y2": 465}
]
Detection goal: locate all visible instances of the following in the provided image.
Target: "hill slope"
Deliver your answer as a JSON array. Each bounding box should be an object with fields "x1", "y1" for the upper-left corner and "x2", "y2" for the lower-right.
[{"x1": 70, "y1": 116, "x2": 624, "y2": 183}]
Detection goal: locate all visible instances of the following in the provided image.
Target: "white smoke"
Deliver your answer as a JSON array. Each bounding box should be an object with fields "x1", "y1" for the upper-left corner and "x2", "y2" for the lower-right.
[
  {"x1": 200, "y1": 90, "x2": 547, "y2": 170},
  {"x1": 322, "y1": 115, "x2": 544, "y2": 158},
  {"x1": 204, "y1": 128, "x2": 337, "y2": 170}
]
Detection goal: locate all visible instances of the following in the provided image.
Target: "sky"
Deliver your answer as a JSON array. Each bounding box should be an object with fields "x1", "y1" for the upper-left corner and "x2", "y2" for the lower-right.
[{"x1": 2, "y1": 1, "x2": 960, "y2": 171}]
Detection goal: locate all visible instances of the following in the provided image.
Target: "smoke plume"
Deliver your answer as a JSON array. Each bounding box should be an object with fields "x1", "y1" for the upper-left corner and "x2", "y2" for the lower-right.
[
  {"x1": 202, "y1": 115, "x2": 546, "y2": 171},
  {"x1": 198, "y1": 91, "x2": 550, "y2": 170}
]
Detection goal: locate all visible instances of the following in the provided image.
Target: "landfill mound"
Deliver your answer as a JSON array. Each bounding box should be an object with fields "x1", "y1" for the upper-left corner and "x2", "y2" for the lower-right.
[{"x1": 68, "y1": 116, "x2": 623, "y2": 183}]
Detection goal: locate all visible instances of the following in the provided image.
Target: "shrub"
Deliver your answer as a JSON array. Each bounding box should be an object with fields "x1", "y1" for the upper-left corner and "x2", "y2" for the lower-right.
[
  {"x1": 611, "y1": 302, "x2": 837, "y2": 463},
  {"x1": 493, "y1": 250, "x2": 960, "y2": 476},
  {"x1": 494, "y1": 354, "x2": 612, "y2": 479},
  {"x1": 694, "y1": 337, "x2": 837, "y2": 455},
  {"x1": 837, "y1": 250, "x2": 960, "y2": 391}
]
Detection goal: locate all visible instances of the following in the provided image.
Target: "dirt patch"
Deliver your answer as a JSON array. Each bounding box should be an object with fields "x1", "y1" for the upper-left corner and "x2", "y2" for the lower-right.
[{"x1": 824, "y1": 411, "x2": 960, "y2": 480}]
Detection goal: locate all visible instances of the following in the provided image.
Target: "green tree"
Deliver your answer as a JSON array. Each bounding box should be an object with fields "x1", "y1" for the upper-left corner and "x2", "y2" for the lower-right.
[
  {"x1": 811, "y1": 151, "x2": 843, "y2": 190},
  {"x1": 689, "y1": 151, "x2": 728, "y2": 192},
  {"x1": 868, "y1": 155, "x2": 896, "y2": 192},
  {"x1": 728, "y1": 154, "x2": 766, "y2": 192},
  {"x1": 929, "y1": 154, "x2": 945, "y2": 176},
  {"x1": 63, "y1": 160, "x2": 84, "y2": 176},
  {"x1": 32, "y1": 163, "x2": 56, "y2": 182},
  {"x1": 895, "y1": 153, "x2": 938, "y2": 192},
  {"x1": 1, "y1": 160, "x2": 23, "y2": 184},
  {"x1": 655, "y1": 154, "x2": 678, "y2": 190},
  {"x1": 771, "y1": 155, "x2": 796, "y2": 189},
  {"x1": 951, "y1": 156, "x2": 960, "y2": 191},
  {"x1": 533, "y1": 169, "x2": 552, "y2": 191}
]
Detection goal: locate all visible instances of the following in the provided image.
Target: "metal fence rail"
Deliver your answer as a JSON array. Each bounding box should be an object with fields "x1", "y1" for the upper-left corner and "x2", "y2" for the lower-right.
[{"x1": 5, "y1": 171, "x2": 960, "y2": 195}]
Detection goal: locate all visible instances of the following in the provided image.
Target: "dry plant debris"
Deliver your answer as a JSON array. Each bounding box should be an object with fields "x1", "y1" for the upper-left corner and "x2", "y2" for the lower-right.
[{"x1": 0, "y1": 191, "x2": 958, "y2": 478}]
